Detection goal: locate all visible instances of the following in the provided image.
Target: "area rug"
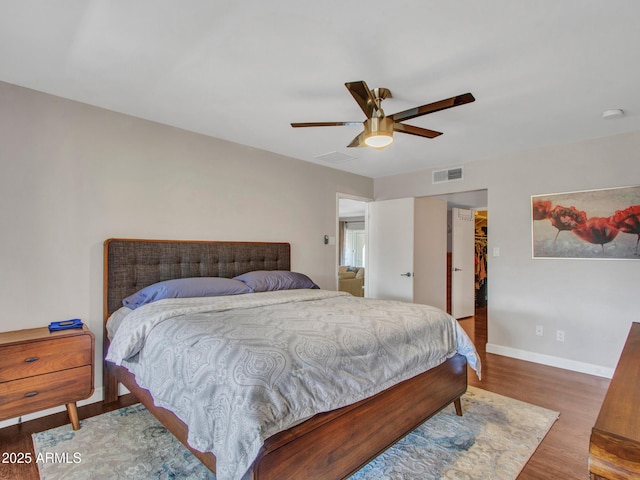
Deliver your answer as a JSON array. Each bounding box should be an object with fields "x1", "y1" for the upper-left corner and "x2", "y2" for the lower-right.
[{"x1": 32, "y1": 386, "x2": 558, "y2": 480}]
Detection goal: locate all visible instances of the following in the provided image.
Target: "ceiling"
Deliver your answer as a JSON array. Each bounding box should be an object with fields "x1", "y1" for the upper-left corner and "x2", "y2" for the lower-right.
[{"x1": 2, "y1": 1, "x2": 639, "y2": 179}]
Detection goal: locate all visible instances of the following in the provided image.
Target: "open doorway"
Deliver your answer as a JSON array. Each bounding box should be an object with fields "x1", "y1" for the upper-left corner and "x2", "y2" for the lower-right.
[
  {"x1": 474, "y1": 210, "x2": 488, "y2": 310},
  {"x1": 428, "y1": 190, "x2": 487, "y2": 312},
  {"x1": 337, "y1": 194, "x2": 370, "y2": 296},
  {"x1": 430, "y1": 189, "x2": 488, "y2": 349}
]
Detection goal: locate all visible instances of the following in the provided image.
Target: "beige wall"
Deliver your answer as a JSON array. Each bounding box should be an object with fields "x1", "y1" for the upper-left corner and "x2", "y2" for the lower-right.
[
  {"x1": 0, "y1": 81, "x2": 373, "y2": 418},
  {"x1": 375, "y1": 130, "x2": 640, "y2": 376},
  {"x1": 413, "y1": 197, "x2": 447, "y2": 310}
]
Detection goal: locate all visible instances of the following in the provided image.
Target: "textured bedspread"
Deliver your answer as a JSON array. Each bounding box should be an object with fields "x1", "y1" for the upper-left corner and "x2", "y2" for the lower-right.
[{"x1": 106, "y1": 289, "x2": 480, "y2": 480}]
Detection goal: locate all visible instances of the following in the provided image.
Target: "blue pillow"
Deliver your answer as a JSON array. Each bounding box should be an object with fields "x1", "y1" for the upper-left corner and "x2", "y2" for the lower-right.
[
  {"x1": 123, "y1": 277, "x2": 252, "y2": 309},
  {"x1": 234, "y1": 271, "x2": 319, "y2": 292}
]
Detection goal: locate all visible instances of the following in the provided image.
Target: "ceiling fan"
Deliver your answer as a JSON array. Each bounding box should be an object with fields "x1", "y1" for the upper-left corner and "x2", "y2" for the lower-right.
[{"x1": 291, "y1": 80, "x2": 475, "y2": 148}]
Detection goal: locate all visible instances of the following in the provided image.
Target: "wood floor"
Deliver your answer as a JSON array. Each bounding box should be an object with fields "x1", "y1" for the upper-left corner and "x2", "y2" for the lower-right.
[
  {"x1": 0, "y1": 307, "x2": 610, "y2": 480},
  {"x1": 459, "y1": 308, "x2": 610, "y2": 480}
]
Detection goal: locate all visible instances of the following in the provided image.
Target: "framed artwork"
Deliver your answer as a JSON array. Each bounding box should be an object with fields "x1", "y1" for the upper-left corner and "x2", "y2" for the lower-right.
[{"x1": 532, "y1": 185, "x2": 640, "y2": 259}]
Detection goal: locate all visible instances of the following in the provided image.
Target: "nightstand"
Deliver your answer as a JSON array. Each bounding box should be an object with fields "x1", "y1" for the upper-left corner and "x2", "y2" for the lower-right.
[{"x1": 0, "y1": 325, "x2": 94, "y2": 430}]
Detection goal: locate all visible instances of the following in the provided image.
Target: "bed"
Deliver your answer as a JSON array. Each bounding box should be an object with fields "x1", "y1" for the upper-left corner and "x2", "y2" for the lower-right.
[{"x1": 103, "y1": 238, "x2": 479, "y2": 480}]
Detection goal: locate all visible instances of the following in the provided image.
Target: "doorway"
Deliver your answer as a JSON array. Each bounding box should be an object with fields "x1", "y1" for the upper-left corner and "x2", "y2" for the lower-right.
[
  {"x1": 474, "y1": 210, "x2": 488, "y2": 310},
  {"x1": 429, "y1": 189, "x2": 489, "y2": 319},
  {"x1": 337, "y1": 194, "x2": 370, "y2": 296}
]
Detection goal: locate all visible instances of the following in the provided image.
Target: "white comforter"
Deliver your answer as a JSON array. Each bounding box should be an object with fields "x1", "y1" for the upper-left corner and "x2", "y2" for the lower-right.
[{"x1": 106, "y1": 289, "x2": 480, "y2": 480}]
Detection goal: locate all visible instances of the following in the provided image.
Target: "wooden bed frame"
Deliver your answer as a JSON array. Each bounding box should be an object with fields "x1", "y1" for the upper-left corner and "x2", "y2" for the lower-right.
[{"x1": 103, "y1": 238, "x2": 468, "y2": 480}]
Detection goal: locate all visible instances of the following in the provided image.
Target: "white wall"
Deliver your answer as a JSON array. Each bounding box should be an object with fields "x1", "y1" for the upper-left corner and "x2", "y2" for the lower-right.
[
  {"x1": 0, "y1": 81, "x2": 373, "y2": 421},
  {"x1": 375, "y1": 131, "x2": 640, "y2": 377}
]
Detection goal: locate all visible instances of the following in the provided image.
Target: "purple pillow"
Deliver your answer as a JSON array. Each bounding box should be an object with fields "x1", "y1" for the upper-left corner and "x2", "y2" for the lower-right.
[
  {"x1": 234, "y1": 271, "x2": 319, "y2": 292},
  {"x1": 123, "y1": 277, "x2": 252, "y2": 309}
]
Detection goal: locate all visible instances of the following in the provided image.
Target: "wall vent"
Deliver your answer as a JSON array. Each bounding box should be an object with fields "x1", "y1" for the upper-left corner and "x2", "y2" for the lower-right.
[{"x1": 432, "y1": 166, "x2": 463, "y2": 183}]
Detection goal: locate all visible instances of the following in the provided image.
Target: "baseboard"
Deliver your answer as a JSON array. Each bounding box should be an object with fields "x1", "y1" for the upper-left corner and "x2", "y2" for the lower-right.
[{"x1": 486, "y1": 343, "x2": 614, "y2": 379}]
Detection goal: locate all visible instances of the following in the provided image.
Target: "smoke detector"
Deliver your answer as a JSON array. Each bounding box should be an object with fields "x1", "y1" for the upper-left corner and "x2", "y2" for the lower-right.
[{"x1": 602, "y1": 109, "x2": 624, "y2": 119}]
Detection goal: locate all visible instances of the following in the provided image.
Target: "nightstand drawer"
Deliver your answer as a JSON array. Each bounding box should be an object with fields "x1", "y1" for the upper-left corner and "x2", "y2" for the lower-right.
[
  {"x1": 0, "y1": 365, "x2": 92, "y2": 420},
  {"x1": 0, "y1": 335, "x2": 92, "y2": 382}
]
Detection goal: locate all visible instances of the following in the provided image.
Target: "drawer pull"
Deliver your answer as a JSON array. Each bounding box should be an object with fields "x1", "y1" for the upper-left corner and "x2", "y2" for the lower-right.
[
  {"x1": 24, "y1": 357, "x2": 40, "y2": 363},
  {"x1": 24, "y1": 391, "x2": 39, "y2": 398}
]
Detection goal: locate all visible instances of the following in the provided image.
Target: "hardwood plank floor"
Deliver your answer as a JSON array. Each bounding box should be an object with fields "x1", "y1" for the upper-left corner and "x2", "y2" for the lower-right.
[
  {"x1": 1, "y1": 307, "x2": 610, "y2": 479},
  {"x1": 460, "y1": 308, "x2": 610, "y2": 480}
]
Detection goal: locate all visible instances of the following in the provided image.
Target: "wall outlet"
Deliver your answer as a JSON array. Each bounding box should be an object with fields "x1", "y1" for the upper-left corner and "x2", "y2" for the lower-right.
[
  {"x1": 556, "y1": 330, "x2": 565, "y2": 342},
  {"x1": 535, "y1": 325, "x2": 543, "y2": 336}
]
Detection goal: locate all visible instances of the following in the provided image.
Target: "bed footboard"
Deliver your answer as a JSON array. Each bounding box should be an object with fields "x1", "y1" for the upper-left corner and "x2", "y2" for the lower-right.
[
  {"x1": 254, "y1": 354, "x2": 467, "y2": 480},
  {"x1": 107, "y1": 354, "x2": 467, "y2": 480}
]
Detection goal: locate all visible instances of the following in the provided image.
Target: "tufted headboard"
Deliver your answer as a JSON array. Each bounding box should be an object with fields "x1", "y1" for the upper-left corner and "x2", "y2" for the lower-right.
[{"x1": 103, "y1": 238, "x2": 291, "y2": 318}]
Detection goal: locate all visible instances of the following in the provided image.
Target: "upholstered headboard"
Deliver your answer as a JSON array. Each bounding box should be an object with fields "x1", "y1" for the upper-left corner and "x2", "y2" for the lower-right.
[{"x1": 103, "y1": 239, "x2": 291, "y2": 317}]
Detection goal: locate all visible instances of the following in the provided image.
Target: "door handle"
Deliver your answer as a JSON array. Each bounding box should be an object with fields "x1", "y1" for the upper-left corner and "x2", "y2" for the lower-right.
[
  {"x1": 454, "y1": 268, "x2": 462, "y2": 271},
  {"x1": 400, "y1": 272, "x2": 412, "y2": 277}
]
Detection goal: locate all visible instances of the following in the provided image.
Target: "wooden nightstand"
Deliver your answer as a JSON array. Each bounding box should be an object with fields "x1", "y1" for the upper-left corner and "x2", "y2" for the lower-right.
[{"x1": 0, "y1": 325, "x2": 94, "y2": 430}]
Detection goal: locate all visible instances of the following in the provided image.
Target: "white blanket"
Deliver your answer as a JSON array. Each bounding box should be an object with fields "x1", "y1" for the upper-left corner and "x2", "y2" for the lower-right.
[{"x1": 107, "y1": 289, "x2": 480, "y2": 480}]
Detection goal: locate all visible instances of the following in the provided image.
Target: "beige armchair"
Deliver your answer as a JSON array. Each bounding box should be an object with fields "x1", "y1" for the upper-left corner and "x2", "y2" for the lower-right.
[{"x1": 338, "y1": 266, "x2": 364, "y2": 297}]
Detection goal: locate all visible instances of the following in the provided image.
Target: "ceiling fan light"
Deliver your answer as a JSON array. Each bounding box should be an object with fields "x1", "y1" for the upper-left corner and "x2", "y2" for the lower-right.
[
  {"x1": 364, "y1": 134, "x2": 394, "y2": 148},
  {"x1": 364, "y1": 116, "x2": 394, "y2": 148}
]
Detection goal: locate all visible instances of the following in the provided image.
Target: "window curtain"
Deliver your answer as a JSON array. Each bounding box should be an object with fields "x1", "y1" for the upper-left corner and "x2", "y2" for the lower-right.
[{"x1": 342, "y1": 221, "x2": 365, "y2": 267}]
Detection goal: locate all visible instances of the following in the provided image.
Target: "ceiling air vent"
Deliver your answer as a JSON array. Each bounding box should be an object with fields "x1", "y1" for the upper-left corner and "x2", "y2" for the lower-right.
[
  {"x1": 315, "y1": 151, "x2": 356, "y2": 164},
  {"x1": 432, "y1": 166, "x2": 463, "y2": 184}
]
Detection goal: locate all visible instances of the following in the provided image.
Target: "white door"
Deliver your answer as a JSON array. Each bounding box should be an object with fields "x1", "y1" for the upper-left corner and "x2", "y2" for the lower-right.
[
  {"x1": 451, "y1": 208, "x2": 475, "y2": 318},
  {"x1": 367, "y1": 198, "x2": 414, "y2": 301}
]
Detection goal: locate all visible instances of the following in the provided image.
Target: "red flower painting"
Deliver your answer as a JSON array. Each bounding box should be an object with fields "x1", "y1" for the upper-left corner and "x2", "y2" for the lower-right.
[
  {"x1": 532, "y1": 186, "x2": 640, "y2": 259},
  {"x1": 532, "y1": 200, "x2": 552, "y2": 220},
  {"x1": 548, "y1": 205, "x2": 587, "y2": 244},
  {"x1": 572, "y1": 217, "x2": 620, "y2": 253},
  {"x1": 610, "y1": 205, "x2": 640, "y2": 253}
]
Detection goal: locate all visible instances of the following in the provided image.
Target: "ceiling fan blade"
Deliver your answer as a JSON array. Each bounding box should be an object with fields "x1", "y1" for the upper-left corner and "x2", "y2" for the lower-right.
[
  {"x1": 291, "y1": 121, "x2": 362, "y2": 128},
  {"x1": 390, "y1": 92, "x2": 475, "y2": 123},
  {"x1": 345, "y1": 81, "x2": 378, "y2": 119},
  {"x1": 393, "y1": 123, "x2": 442, "y2": 138},
  {"x1": 347, "y1": 131, "x2": 366, "y2": 148}
]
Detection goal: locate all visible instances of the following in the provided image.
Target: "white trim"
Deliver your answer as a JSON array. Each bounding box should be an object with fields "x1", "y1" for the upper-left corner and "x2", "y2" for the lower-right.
[{"x1": 486, "y1": 343, "x2": 614, "y2": 379}]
